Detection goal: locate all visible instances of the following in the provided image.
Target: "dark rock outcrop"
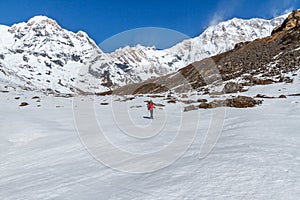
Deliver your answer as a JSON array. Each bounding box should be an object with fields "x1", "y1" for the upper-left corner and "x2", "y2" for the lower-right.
[
  {"x1": 19, "y1": 102, "x2": 29, "y2": 107},
  {"x1": 225, "y1": 96, "x2": 262, "y2": 108},
  {"x1": 279, "y1": 95, "x2": 287, "y2": 98},
  {"x1": 198, "y1": 96, "x2": 262, "y2": 109},
  {"x1": 199, "y1": 102, "x2": 210, "y2": 109}
]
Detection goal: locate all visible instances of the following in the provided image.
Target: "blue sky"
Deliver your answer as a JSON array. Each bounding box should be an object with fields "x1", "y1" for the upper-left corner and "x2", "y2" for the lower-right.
[{"x1": 0, "y1": 0, "x2": 299, "y2": 52}]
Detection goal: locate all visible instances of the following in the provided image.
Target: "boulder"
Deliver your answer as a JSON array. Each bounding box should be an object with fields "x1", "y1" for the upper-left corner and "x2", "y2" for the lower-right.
[
  {"x1": 209, "y1": 100, "x2": 226, "y2": 108},
  {"x1": 184, "y1": 105, "x2": 197, "y2": 112},
  {"x1": 255, "y1": 94, "x2": 275, "y2": 99},
  {"x1": 278, "y1": 95, "x2": 287, "y2": 98},
  {"x1": 197, "y1": 98, "x2": 208, "y2": 103},
  {"x1": 199, "y1": 102, "x2": 210, "y2": 109},
  {"x1": 19, "y1": 102, "x2": 29, "y2": 107},
  {"x1": 225, "y1": 96, "x2": 262, "y2": 108},
  {"x1": 167, "y1": 99, "x2": 177, "y2": 103},
  {"x1": 223, "y1": 82, "x2": 244, "y2": 93}
]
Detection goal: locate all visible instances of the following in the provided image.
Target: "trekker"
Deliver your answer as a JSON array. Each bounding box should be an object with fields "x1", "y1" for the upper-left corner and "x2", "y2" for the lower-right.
[{"x1": 147, "y1": 100, "x2": 155, "y2": 119}]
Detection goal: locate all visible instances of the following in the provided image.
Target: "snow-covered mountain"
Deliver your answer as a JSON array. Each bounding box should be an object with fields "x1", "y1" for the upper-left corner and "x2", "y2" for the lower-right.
[
  {"x1": 167, "y1": 15, "x2": 288, "y2": 63},
  {"x1": 0, "y1": 14, "x2": 288, "y2": 94},
  {"x1": 0, "y1": 16, "x2": 111, "y2": 94},
  {"x1": 113, "y1": 10, "x2": 300, "y2": 95},
  {"x1": 104, "y1": 14, "x2": 288, "y2": 81}
]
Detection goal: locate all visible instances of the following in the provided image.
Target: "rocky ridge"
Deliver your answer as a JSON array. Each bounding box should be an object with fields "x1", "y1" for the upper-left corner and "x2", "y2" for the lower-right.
[{"x1": 101, "y1": 14, "x2": 287, "y2": 84}]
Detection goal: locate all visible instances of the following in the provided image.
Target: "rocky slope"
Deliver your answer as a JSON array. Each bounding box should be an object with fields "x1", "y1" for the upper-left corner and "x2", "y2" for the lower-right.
[
  {"x1": 103, "y1": 14, "x2": 287, "y2": 81},
  {"x1": 112, "y1": 10, "x2": 300, "y2": 95}
]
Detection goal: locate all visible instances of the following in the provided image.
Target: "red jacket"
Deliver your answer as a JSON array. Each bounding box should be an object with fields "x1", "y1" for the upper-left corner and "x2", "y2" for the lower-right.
[{"x1": 148, "y1": 102, "x2": 154, "y2": 110}]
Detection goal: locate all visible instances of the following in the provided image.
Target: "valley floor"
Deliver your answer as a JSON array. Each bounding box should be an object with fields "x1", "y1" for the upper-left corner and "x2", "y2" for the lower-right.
[{"x1": 0, "y1": 73, "x2": 299, "y2": 200}]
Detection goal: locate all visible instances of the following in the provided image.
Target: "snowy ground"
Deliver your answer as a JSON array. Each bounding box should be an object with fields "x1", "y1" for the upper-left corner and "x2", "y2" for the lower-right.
[{"x1": 0, "y1": 72, "x2": 299, "y2": 199}]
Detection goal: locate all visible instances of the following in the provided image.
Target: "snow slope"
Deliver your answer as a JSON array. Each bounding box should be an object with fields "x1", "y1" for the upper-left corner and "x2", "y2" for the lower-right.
[{"x1": 0, "y1": 70, "x2": 299, "y2": 199}]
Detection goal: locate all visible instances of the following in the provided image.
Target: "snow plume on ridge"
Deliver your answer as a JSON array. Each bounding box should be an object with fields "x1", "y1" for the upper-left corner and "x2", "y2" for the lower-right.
[
  {"x1": 271, "y1": 7, "x2": 295, "y2": 18},
  {"x1": 267, "y1": 0, "x2": 297, "y2": 18},
  {"x1": 208, "y1": 0, "x2": 243, "y2": 26},
  {"x1": 209, "y1": 12, "x2": 225, "y2": 26}
]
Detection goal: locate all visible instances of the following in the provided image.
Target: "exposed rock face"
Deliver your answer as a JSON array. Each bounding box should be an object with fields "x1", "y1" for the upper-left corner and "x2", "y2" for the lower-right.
[
  {"x1": 272, "y1": 10, "x2": 300, "y2": 35},
  {"x1": 215, "y1": 25, "x2": 300, "y2": 83}
]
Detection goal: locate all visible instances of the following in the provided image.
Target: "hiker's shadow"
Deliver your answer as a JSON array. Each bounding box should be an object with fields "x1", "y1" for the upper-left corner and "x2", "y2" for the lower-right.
[{"x1": 143, "y1": 116, "x2": 151, "y2": 119}]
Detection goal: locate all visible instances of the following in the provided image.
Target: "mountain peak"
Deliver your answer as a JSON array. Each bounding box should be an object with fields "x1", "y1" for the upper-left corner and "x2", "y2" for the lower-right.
[{"x1": 27, "y1": 16, "x2": 62, "y2": 30}]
